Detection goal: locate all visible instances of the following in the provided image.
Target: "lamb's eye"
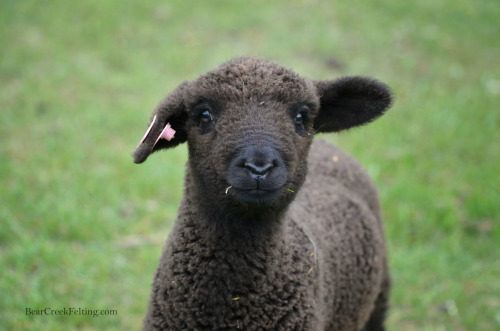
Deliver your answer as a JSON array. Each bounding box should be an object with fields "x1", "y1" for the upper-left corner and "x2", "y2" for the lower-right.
[
  {"x1": 295, "y1": 113, "x2": 304, "y2": 125},
  {"x1": 201, "y1": 110, "x2": 212, "y2": 123}
]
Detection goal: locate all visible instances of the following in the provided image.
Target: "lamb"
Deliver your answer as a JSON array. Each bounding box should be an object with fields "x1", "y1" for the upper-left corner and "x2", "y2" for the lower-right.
[{"x1": 133, "y1": 56, "x2": 393, "y2": 330}]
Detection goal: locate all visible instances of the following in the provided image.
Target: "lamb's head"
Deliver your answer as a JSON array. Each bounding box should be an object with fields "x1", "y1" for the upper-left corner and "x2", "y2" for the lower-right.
[{"x1": 133, "y1": 57, "x2": 392, "y2": 218}]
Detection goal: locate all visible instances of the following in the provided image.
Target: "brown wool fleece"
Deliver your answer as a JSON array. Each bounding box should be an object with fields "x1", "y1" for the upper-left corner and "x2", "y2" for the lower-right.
[{"x1": 134, "y1": 57, "x2": 393, "y2": 330}]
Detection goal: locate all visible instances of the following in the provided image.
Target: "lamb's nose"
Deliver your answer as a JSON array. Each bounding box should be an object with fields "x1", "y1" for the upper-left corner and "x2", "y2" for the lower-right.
[{"x1": 244, "y1": 162, "x2": 274, "y2": 177}]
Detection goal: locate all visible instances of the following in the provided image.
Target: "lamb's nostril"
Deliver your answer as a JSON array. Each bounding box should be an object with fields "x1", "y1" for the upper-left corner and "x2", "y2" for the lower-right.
[{"x1": 244, "y1": 162, "x2": 274, "y2": 176}]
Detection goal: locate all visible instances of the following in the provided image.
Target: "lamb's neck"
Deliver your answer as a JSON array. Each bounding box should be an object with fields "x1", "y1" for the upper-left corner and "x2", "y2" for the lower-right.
[
  {"x1": 171, "y1": 201, "x2": 292, "y2": 304},
  {"x1": 175, "y1": 198, "x2": 289, "y2": 255}
]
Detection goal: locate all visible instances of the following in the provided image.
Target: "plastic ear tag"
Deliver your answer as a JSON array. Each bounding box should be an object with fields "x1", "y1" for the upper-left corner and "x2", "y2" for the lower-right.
[{"x1": 154, "y1": 123, "x2": 176, "y2": 147}]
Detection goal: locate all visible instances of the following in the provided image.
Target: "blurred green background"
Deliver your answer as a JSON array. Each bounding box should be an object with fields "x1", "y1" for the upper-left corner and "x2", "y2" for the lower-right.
[{"x1": 1, "y1": 0, "x2": 499, "y2": 330}]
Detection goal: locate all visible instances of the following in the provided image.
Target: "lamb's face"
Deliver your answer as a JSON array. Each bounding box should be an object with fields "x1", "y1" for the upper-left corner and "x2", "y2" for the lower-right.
[
  {"x1": 184, "y1": 58, "x2": 319, "y2": 207},
  {"x1": 133, "y1": 57, "x2": 393, "y2": 220}
]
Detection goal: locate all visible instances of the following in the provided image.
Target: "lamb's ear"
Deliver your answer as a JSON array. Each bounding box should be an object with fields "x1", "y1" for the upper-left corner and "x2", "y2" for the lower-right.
[
  {"x1": 133, "y1": 82, "x2": 189, "y2": 164},
  {"x1": 313, "y1": 77, "x2": 393, "y2": 133}
]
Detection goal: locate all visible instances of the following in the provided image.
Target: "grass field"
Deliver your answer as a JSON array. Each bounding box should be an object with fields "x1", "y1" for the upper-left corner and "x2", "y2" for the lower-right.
[{"x1": 1, "y1": 0, "x2": 499, "y2": 330}]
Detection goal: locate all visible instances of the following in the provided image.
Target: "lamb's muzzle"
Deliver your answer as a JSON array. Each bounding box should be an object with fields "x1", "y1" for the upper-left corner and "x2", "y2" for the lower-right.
[{"x1": 226, "y1": 144, "x2": 288, "y2": 205}]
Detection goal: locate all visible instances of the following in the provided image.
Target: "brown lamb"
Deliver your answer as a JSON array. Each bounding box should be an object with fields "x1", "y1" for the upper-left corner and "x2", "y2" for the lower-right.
[{"x1": 133, "y1": 56, "x2": 393, "y2": 330}]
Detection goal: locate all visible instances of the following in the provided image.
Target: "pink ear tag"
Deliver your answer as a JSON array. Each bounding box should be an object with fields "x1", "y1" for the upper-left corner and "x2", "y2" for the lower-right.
[
  {"x1": 154, "y1": 123, "x2": 176, "y2": 147},
  {"x1": 138, "y1": 114, "x2": 157, "y2": 146}
]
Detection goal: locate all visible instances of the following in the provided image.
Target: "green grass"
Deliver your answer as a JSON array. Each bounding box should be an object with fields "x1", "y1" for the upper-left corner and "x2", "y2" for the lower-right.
[{"x1": 1, "y1": 0, "x2": 499, "y2": 329}]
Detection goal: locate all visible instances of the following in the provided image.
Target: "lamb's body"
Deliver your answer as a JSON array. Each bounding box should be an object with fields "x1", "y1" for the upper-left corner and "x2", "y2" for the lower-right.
[
  {"x1": 291, "y1": 140, "x2": 389, "y2": 330},
  {"x1": 144, "y1": 140, "x2": 388, "y2": 330},
  {"x1": 133, "y1": 57, "x2": 393, "y2": 330}
]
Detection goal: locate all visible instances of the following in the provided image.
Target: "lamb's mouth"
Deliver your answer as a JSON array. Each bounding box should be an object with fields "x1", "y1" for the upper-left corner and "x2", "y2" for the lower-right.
[{"x1": 227, "y1": 186, "x2": 284, "y2": 205}]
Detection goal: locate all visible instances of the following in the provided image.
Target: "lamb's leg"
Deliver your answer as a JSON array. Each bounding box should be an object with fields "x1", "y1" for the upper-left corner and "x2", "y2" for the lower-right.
[{"x1": 361, "y1": 271, "x2": 390, "y2": 331}]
